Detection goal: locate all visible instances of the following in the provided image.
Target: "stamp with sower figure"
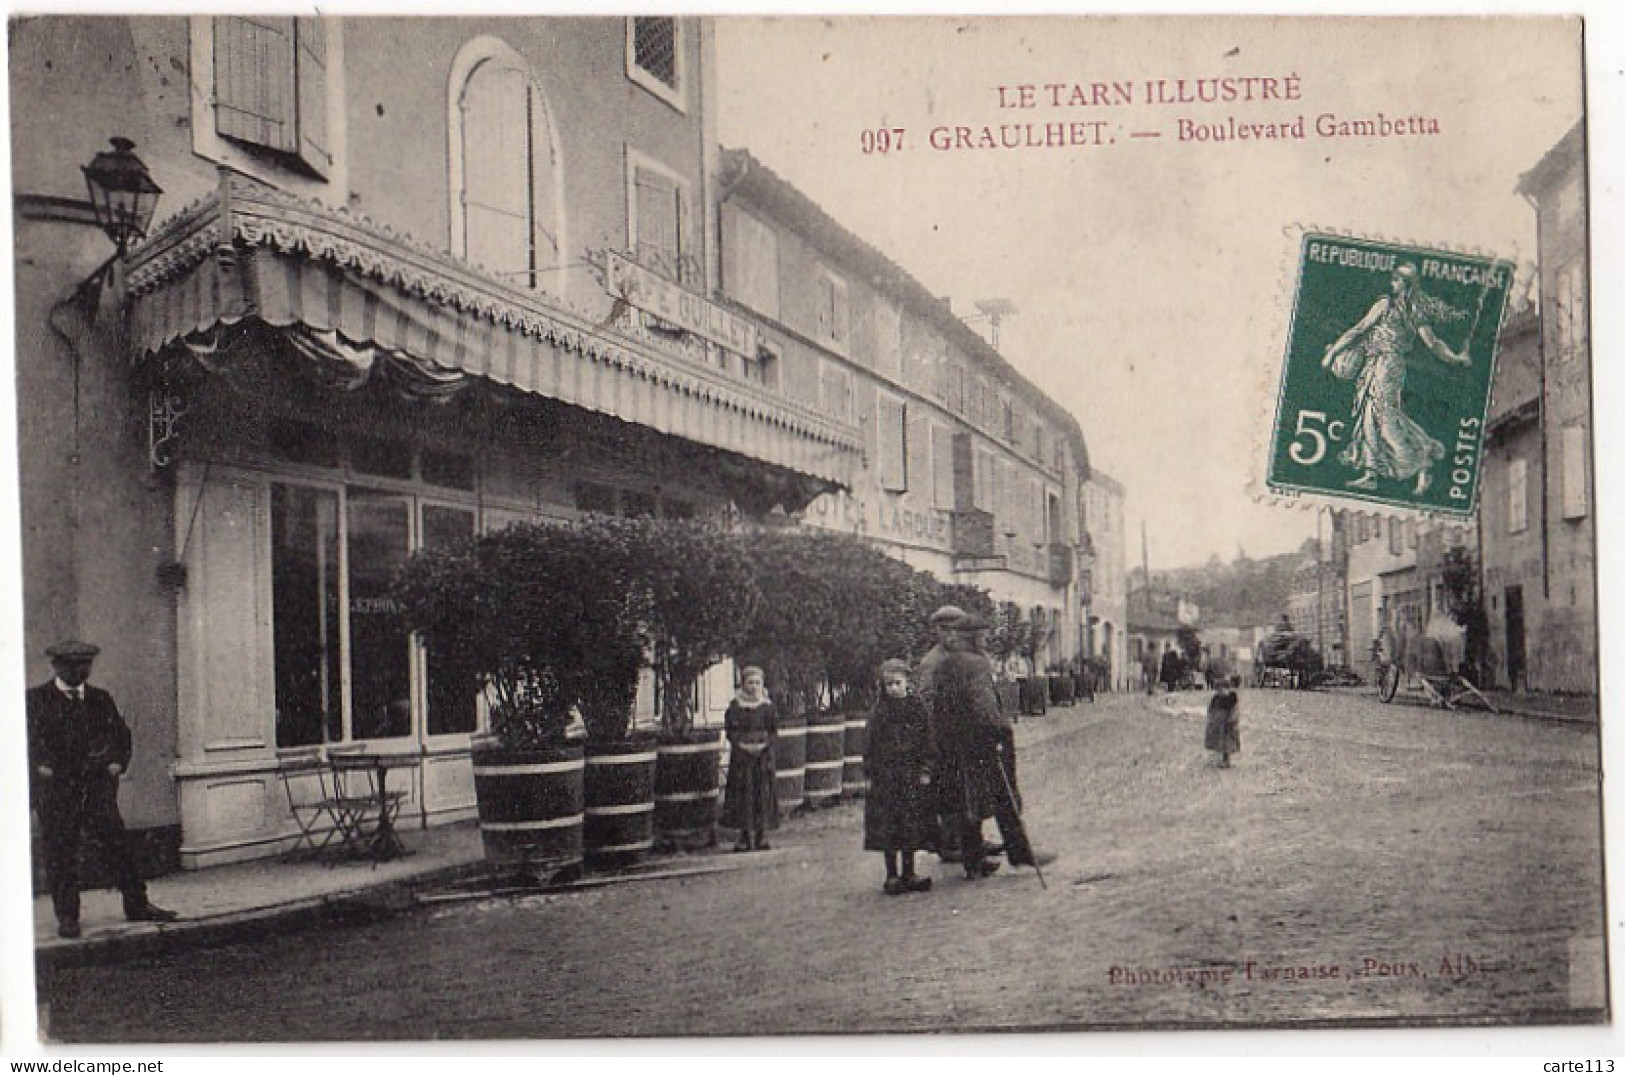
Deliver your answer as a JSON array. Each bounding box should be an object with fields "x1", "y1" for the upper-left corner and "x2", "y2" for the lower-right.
[{"x1": 1267, "y1": 234, "x2": 1513, "y2": 516}]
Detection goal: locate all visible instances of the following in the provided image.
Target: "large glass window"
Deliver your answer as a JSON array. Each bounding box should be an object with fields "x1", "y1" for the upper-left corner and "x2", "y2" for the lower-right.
[
  {"x1": 423, "y1": 504, "x2": 478, "y2": 736},
  {"x1": 272, "y1": 484, "x2": 341, "y2": 748},
  {"x1": 347, "y1": 490, "x2": 414, "y2": 741}
]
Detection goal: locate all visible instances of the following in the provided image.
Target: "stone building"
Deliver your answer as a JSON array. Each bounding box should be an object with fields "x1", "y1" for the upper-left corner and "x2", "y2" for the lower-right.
[
  {"x1": 11, "y1": 16, "x2": 864, "y2": 869},
  {"x1": 715, "y1": 150, "x2": 1092, "y2": 672},
  {"x1": 1478, "y1": 122, "x2": 1594, "y2": 694},
  {"x1": 1081, "y1": 471, "x2": 1127, "y2": 688}
]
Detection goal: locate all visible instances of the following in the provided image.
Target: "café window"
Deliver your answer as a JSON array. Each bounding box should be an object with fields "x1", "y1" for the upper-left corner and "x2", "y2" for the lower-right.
[
  {"x1": 452, "y1": 40, "x2": 564, "y2": 292},
  {"x1": 626, "y1": 17, "x2": 685, "y2": 111},
  {"x1": 271, "y1": 484, "x2": 479, "y2": 747}
]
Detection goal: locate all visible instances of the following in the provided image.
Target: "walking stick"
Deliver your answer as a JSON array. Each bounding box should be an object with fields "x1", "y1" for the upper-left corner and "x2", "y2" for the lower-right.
[{"x1": 993, "y1": 743, "x2": 1046, "y2": 890}]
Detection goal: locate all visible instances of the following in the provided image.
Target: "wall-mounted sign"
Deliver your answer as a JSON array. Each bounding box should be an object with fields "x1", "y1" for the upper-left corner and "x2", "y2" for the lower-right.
[{"x1": 606, "y1": 251, "x2": 761, "y2": 357}]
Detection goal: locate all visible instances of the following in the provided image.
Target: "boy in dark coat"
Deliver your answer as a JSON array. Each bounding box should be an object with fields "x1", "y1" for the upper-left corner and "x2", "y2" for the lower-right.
[{"x1": 863, "y1": 659, "x2": 936, "y2": 894}]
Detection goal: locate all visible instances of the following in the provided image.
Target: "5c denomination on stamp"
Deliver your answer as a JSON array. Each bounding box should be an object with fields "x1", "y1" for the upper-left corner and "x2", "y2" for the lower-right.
[{"x1": 1267, "y1": 233, "x2": 1513, "y2": 516}]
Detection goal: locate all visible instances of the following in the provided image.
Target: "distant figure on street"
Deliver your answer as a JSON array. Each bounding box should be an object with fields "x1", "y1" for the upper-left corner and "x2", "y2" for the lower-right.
[
  {"x1": 915, "y1": 605, "x2": 966, "y2": 863},
  {"x1": 721, "y1": 666, "x2": 778, "y2": 851},
  {"x1": 1160, "y1": 646, "x2": 1185, "y2": 693},
  {"x1": 863, "y1": 659, "x2": 937, "y2": 895},
  {"x1": 1141, "y1": 645, "x2": 1160, "y2": 696},
  {"x1": 27, "y1": 640, "x2": 178, "y2": 939},
  {"x1": 1204, "y1": 676, "x2": 1242, "y2": 768}
]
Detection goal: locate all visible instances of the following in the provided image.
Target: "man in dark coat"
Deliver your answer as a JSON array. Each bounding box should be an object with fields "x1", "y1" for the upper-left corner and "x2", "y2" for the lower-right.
[
  {"x1": 932, "y1": 616, "x2": 1055, "y2": 878},
  {"x1": 914, "y1": 604, "x2": 965, "y2": 862},
  {"x1": 27, "y1": 640, "x2": 178, "y2": 938},
  {"x1": 1160, "y1": 645, "x2": 1185, "y2": 693}
]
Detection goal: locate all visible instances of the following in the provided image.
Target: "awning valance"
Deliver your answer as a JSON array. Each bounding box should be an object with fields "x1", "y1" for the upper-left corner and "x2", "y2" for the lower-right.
[{"x1": 126, "y1": 174, "x2": 861, "y2": 489}]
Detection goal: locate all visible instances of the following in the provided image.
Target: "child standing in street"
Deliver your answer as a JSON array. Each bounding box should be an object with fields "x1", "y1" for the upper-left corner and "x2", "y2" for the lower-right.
[
  {"x1": 1205, "y1": 675, "x2": 1242, "y2": 768},
  {"x1": 863, "y1": 659, "x2": 937, "y2": 895},
  {"x1": 722, "y1": 666, "x2": 778, "y2": 851}
]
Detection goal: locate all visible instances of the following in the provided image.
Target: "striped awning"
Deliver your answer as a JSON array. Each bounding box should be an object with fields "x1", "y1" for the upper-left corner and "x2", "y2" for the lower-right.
[{"x1": 126, "y1": 174, "x2": 861, "y2": 489}]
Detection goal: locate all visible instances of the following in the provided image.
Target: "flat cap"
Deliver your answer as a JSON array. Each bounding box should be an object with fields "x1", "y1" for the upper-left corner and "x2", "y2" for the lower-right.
[
  {"x1": 930, "y1": 605, "x2": 967, "y2": 626},
  {"x1": 46, "y1": 639, "x2": 100, "y2": 660},
  {"x1": 955, "y1": 614, "x2": 991, "y2": 632}
]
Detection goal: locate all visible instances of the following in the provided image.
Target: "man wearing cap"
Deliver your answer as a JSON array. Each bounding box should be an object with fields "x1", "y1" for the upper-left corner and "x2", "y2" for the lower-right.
[
  {"x1": 914, "y1": 605, "x2": 965, "y2": 862},
  {"x1": 27, "y1": 640, "x2": 178, "y2": 938},
  {"x1": 932, "y1": 615, "x2": 1055, "y2": 878}
]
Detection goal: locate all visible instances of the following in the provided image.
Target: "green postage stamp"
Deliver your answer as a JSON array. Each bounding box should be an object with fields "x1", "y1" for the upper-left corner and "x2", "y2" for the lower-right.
[{"x1": 1267, "y1": 233, "x2": 1514, "y2": 516}]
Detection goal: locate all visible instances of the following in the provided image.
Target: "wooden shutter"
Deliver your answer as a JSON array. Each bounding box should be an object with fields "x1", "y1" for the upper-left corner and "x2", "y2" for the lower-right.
[
  {"x1": 878, "y1": 395, "x2": 907, "y2": 492},
  {"x1": 215, "y1": 16, "x2": 297, "y2": 152},
  {"x1": 1562, "y1": 425, "x2": 1589, "y2": 519},
  {"x1": 294, "y1": 18, "x2": 331, "y2": 176}
]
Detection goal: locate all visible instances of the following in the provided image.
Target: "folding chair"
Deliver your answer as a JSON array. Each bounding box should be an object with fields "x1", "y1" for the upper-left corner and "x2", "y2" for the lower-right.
[
  {"x1": 326, "y1": 749, "x2": 411, "y2": 864},
  {"x1": 278, "y1": 754, "x2": 372, "y2": 863}
]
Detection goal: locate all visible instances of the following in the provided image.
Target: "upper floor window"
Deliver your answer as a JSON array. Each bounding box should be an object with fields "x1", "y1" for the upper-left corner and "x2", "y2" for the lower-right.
[
  {"x1": 627, "y1": 151, "x2": 695, "y2": 285},
  {"x1": 931, "y1": 424, "x2": 955, "y2": 509},
  {"x1": 627, "y1": 17, "x2": 686, "y2": 112},
  {"x1": 875, "y1": 302, "x2": 903, "y2": 383},
  {"x1": 876, "y1": 392, "x2": 908, "y2": 493},
  {"x1": 816, "y1": 270, "x2": 851, "y2": 353},
  {"x1": 451, "y1": 40, "x2": 563, "y2": 292},
  {"x1": 820, "y1": 361, "x2": 853, "y2": 423},
  {"x1": 1554, "y1": 259, "x2": 1587, "y2": 364},
  {"x1": 203, "y1": 16, "x2": 339, "y2": 184},
  {"x1": 1508, "y1": 457, "x2": 1529, "y2": 534},
  {"x1": 723, "y1": 205, "x2": 780, "y2": 319},
  {"x1": 1562, "y1": 424, "x2": 1589, "y2": 520}
]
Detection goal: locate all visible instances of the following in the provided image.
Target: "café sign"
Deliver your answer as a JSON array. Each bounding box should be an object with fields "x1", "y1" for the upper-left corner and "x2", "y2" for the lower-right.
[{"x1": 606, "y1": 251, "x2": 761, "y2": 357}]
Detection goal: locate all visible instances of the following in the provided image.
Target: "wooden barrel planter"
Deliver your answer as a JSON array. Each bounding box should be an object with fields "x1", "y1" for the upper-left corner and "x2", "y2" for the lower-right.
[
  {"x1": 471, "y1": 739, "x2": 584, "y2": 881},
  {"x1": 841, "y1": 714, "x2": 868, "y2": 799},
  {"x1": 803, "y1": 710, "x2": 846, "y2": 809},
  {"x1": 584, "y1": 734, "x2": 658, "y2": 866},
  {"x1": 773, "y1": 712, "x2": 808, "y2": 813},
  {"x1": 1049, "y1": 674, "x2": 1076, "y2": 706},
  {"x1": 654, "y1": 728, "x2": 722, "y2": 850},
  {"x1": 996, "y1": 681, "x2": 1021, "y2": 717},
  {"x1": 1018, "y1": 677, "x2": 1048, "y2": 716}
]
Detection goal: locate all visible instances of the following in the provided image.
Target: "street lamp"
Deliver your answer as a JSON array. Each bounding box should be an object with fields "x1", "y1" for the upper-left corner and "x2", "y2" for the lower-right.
[{"x1": 81, "y1": 138, "x2": 163, "y2": 256}]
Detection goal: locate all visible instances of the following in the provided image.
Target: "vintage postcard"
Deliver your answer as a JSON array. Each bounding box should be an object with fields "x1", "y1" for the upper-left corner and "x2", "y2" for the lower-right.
[{"x1": 3, "y1": 12, "x2": 1604, "y2": 1049}]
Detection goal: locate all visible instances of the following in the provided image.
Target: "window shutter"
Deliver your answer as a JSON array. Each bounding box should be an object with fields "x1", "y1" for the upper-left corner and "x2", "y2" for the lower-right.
[
  {"x1": 878, "y1": 395, "x2": 907, "y2": 492},
  {"x1": 294, "y1": 18, "x2": 331, "y2": 176},
  {"x1": 215, "y1": 16, "x2": 297, "y2": 152},
  {"x1": 1562, "y1": 425, "x2": 1589, "y2": 519},
  {"x1": 831, "y1": 279, "x2": 850, "y2": 345},
  {"x1": 635, "y1": 167, "x2": 680, "y2": 275},
  {"x1": 1509, "y1": 458, "x2": 1529, "y2": 533}
]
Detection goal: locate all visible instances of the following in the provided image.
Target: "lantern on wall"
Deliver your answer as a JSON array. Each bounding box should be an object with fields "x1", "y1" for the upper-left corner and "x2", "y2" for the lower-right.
[{"x1": 82, "y1": 138, "x2": 163, "y2": 255}]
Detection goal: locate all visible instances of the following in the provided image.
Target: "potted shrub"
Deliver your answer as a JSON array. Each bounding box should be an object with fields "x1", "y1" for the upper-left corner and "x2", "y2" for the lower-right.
[
  {"x1": 572, "y1": 515, "x2": 663, "y2": 866},
  {"x1": 632, "y1": 517, "x2": 759, "y2": 850},
  {"x1": 394, "y1": 520, "x2": 643, "y2": 881}
]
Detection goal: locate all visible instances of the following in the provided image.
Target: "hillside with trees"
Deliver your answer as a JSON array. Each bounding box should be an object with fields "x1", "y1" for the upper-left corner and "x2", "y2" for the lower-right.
[{"x1": 1134, "y1": 540, "x2": 1318, "y2": 629}]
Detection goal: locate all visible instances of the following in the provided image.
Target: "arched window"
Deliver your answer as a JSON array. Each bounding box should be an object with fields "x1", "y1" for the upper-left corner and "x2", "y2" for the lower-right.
[{"x1": 448, "y1": 39, "x2": 563, "y2": 293}]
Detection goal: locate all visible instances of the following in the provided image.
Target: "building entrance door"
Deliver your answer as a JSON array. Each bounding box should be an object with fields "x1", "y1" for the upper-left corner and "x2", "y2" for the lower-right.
[{"x1": 1505, "y1": 585, "x2": 1526, "y2": 691}]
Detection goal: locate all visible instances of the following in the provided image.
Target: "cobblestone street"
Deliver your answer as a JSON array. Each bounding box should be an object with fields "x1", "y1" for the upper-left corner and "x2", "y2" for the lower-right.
[{"x1": 42, "y1": 689, "x2": 1607, "y2": 1042}]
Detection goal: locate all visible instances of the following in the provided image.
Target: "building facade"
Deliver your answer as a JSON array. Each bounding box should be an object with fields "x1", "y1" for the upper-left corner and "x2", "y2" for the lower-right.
[
  {"x1": 12, "y1": 17, "x2": 865, "y2": 869},
  {"x1": 1081, "y1": 471, "x2": 1127, "y2": 688},
  {"x1": 1341, "y1": 512, "x2": 1473, "y2": 683},
  {"x1": 715, "y1": 150, "x2": 1091, "y2": 673},
  {"x1": 1478, "y1": 306, "x2": 1544, "y2": 690},
  {"x1": 1481, "y1": 122, "x2": 1594, "y2": 694}
]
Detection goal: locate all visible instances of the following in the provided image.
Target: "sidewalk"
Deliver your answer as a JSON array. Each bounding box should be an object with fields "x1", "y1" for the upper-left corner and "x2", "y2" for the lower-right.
[
  {"x1": 34, "y1": 701, "x2": 1115, "y2": 971},
  {"x1": 32, "y1": 820, "x2": 788, "y2": 970}
]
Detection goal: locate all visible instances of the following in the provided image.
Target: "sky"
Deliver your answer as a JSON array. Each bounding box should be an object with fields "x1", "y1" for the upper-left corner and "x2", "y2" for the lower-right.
[{"x1": 713, "y1": 16, "x2": 1584, "y2": 570}]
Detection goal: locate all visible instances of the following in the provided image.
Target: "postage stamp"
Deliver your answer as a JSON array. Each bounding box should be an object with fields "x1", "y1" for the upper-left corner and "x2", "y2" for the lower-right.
[{"x1": 1266, "y1": 233, "x2": 1514, "y2": 516}]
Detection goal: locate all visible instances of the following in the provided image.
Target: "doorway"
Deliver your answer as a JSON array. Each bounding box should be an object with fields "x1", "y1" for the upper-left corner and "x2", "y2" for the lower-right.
[{"x1": 1504, "y1": 585, "x2": 1526, "y2": 691}]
